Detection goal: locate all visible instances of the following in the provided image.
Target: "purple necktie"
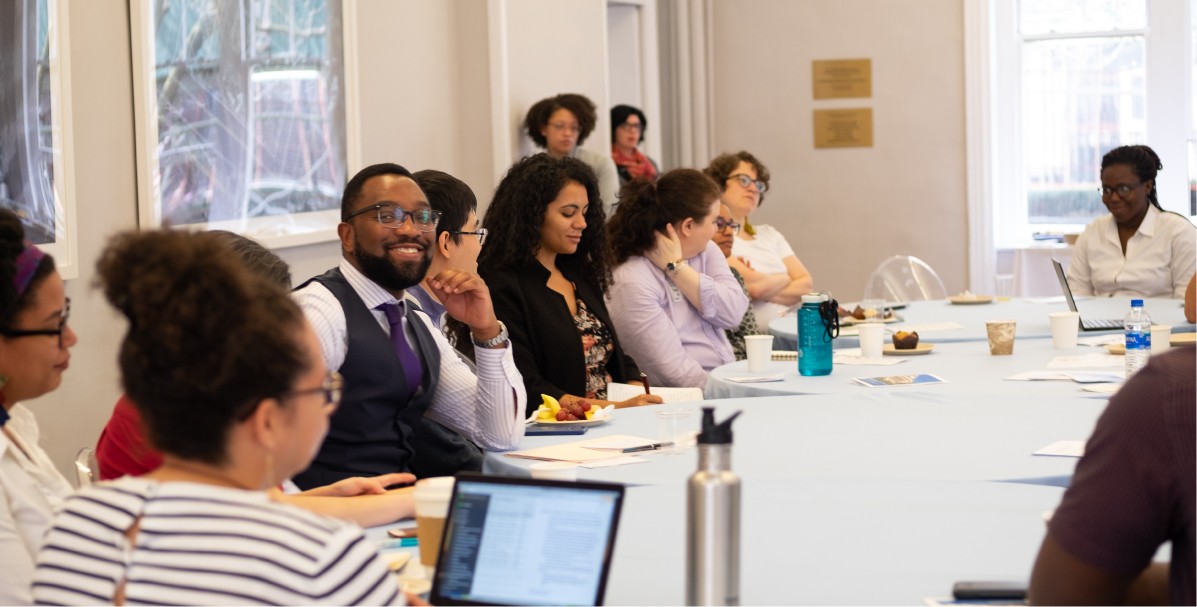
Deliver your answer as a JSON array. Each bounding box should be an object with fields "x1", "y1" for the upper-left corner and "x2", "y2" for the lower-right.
[{"x1": 379, "y1": 302, "x2": 424, "y2": 392}]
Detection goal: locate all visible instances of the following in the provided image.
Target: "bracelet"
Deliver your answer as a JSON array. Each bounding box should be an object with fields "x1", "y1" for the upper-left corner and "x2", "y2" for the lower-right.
[{"x1": 664, "y1": 259, "x2": 686, "y2": 274}]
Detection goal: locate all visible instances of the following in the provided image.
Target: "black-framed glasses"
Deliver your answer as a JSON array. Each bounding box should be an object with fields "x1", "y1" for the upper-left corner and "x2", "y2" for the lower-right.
[
  {"x1": 714, "y1": 217, "x2": 741, "y2": 235},
  {"x1": 283, "y1": 370, "x2": 343, "y2": 415},
  {"x1": 1098, "y1": 183, "x2": 1144, "y2": 199},
  {"x1": 728, "y1": 173, "x2": 768, "y2": 194},
  {"x1": 0, "y1": 297, "x2": 70, "y2": 348},
  {"x1": 346, "y1": 204, "x2": 441, "y2": 232},
  {"x1": 450, "y1": 228, "x2": 489, "y2": 245},
  {"x1": 618, "y1": 121, "x2": 643, "y2": 132}
]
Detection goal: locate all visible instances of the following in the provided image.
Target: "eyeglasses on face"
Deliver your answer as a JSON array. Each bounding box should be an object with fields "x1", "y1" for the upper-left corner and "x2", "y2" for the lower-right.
[
  {"x1": 728, "y1": 173, "x2": 768, "y2": 194},
  {"x1": 548, "y1": 122, "x2": 580, "y2": 134},
  {"x1": 0, "y1": 297, "x2": 70, "y2": 348},
  {"x1": 618, "y1": 122, "x2": 643, "y2": 132},
  {"x1": 713, "y1": 217, "x2": 741, "y2": 235},
  {"x1": 449, "y1": 228, "x2": 488, "y2": 245},
  {"x1": 283, "y1": 370, "x2": 343, "y2": 415},
  {"x1": 1098, "y1": 182, "x2": 1144, "y2": 199},
  {"x1": 346, "y1": 204, "x2": 441, "y2": 232}
]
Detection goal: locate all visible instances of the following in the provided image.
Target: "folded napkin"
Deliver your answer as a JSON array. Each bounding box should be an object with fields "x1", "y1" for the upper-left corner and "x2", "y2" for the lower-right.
[
  {"x1": 724, "y1": 374, "x2": 786, "y2": 383},
  {"x1": 833, "y1": 349, "x2": 906, "y2": 365}
]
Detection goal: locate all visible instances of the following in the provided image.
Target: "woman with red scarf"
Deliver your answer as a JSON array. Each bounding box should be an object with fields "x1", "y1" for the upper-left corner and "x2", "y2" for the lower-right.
[{"x1": 611, "y1": 104, "x2": 659, "y2": 185}]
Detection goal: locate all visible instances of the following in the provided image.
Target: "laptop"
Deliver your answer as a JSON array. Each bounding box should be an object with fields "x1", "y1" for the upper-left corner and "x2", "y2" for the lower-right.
[
  {"x1": 1051, "y1": 259, "x2": 1123, "y2": 331},
  {"x1": 430, "y1": 473, "x2": 625, "y2": 606}
]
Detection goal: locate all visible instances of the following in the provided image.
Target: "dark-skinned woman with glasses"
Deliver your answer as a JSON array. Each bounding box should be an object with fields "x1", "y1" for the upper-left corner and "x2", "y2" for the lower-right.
[
  {"x1": 33, "y1": 230, "x2": 410, "y2": 605},
  {"x1": 1067, "y1": 144, "x2": 1196, "y2": 298},
  {"x1": 0, "y1": 208, "x2": 77, "y2": 605},
  {"x1": 704, "y1": 151, "x2": 814, "y2": 327},
  {"x1": 479, "y1": 154, "x2": 662, "y2": 415}
]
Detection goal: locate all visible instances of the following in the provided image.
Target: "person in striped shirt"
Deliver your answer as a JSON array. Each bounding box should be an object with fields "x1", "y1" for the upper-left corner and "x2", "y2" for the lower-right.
[{"x1": 33, "y1": 230, "x2": 408, "y2": 605}]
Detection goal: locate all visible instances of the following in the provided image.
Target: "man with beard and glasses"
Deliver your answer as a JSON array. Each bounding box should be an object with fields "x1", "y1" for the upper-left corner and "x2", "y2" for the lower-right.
[{"x1": 291, "y1": 163, "x2": 525, "y2": 488}]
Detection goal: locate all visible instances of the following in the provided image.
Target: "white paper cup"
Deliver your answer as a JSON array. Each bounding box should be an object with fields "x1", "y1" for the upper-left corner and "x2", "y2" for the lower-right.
[
  {"x1": 744, "y1": 335, "x2": 774, "y2": 372},
  {"x1": 530, "y1": 461, "x2": 578, "y2": 481},
  {"x1": 1048, "y1": 311, "x2": 1080, "y2": 349},
  {"x1": 856, "y1": 323, "x2": 885, "y2": 359},
  {"x1": 414, "y1": 477, "x2": 455, "y2": 567},
  {"x1": 1150, "y1": 325, "x2": 1172, "y2": 355}
]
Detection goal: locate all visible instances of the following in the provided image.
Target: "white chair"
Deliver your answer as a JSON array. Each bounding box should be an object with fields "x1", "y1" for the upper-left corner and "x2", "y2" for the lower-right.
[
  {"x1": 863, "y1": 255, "x2": 947, "y2": 302},
  {"x1": 74, "y1": 447, "x2": 97, "y2": 487}
]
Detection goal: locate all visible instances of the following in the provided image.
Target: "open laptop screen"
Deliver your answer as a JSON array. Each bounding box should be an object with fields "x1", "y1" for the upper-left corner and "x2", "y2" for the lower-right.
[{"x1": 430, "y1": 474, "x2": 625, "y2": 606}]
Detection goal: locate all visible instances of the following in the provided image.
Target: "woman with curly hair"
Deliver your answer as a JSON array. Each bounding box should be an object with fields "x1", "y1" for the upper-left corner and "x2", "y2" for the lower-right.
[
  {"x1": 525, "y1": 93, "x2": 621, "y2": 212},
  {"x1": 479, "y1": 154, "x2": 661, "y2": 416},
  {"x1": 0, "y1": 209, "x2": 77, "y2": 604},
  {"x1": 606, "y1": 170, "x2": 750, "y2": 389}
]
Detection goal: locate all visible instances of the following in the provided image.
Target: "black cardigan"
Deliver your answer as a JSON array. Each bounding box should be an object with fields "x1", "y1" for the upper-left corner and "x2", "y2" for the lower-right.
[{"x1": 483, "y1": 260, "x2": 641, "y2": 416}]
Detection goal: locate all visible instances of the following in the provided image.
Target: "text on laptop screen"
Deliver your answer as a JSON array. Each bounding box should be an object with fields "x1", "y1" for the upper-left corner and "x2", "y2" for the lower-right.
[{"x1": 436, "y1": 480, "x2": 622, "y2": 606}]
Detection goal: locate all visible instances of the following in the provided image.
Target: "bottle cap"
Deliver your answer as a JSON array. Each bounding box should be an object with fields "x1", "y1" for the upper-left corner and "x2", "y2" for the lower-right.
[
  {"x1": 1131, "y1": 299, "x2": 1144, "y2": 307},
  {"x1": 697, "y1": 407, "x2": 742, "y2": 444},
  {"x1": 801, "y1": 293, "x2": 828, "y2": 304}
]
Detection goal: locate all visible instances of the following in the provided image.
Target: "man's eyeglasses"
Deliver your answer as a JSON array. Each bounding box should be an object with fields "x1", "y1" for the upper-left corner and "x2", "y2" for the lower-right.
[
  {"x1": 283, "y1": 370, "x2": 343, "y2": 415},
  {"x1": 450, "y1": 228, "x2": 489, "y2": 245},
  {"x1": 728, "y1": 173, "x2": 768, "y2": 194},
  {"x1": 1098, "y1": 183, "x2": 1144, "y2": 199},
  {"x1": 346, "y1": 204, "x2": 441, "y2": 232},
  {"x1": 0, "y1": 297, "x2": 70, "y2": 348},
  {"x1": 714, "y1": 217, "x2": 741, "y2": 235}
]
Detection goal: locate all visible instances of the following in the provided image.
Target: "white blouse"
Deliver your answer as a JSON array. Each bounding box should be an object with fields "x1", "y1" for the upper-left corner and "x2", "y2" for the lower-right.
[
  {"x1": 0, "y1": 404, "x2": 74, "y2": 605},
  {"x1": 1068, "y1": 206, "x2": 1197, "y2": 299},
  {"x1": 732, "y1": 224, "x2": 801, "y2": 326}
]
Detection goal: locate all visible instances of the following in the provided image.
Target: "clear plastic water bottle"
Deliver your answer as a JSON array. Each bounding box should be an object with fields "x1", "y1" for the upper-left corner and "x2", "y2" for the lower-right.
[
  {"x1": 1124, "y1": 299, "x2": 1151, "y2": 377},
  {"x1": 797, "y1": 294, "x2": 833, "y2": 376}
]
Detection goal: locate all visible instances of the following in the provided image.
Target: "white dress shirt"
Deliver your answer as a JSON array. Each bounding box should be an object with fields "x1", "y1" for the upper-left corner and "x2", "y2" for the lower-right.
[
  {"x1": 0, "y1": 404, "x2": 74, "y2": 605},
  {"x1": 293, "y1": 260, "x2": 525, "y2": 451},
  {"x1": 1068, "y1": 206, "x2": 1197, "y2": 298}
]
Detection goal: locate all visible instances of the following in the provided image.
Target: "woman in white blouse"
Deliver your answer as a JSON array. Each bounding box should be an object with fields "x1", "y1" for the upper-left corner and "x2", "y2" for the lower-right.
[
  {"x1": 704, "y1": 151, "x2": 813, "y2": 327},
  {"x1": 1068, "y1": 145, "x2": 1196, "y2": 299}
]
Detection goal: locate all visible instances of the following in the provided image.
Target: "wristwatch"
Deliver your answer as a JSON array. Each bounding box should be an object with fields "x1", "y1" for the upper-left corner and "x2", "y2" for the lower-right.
[
  {"x1": 665, "y1": 259, "x2": 686, "y2": 275},
  {"x1": 472, "y1": 321, "x2": 509, "y2": 349}
]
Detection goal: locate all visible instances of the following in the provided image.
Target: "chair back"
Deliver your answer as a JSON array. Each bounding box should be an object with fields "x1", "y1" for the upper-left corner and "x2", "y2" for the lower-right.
[
  {"x1": 863, "y1": 255, "x2": 947, "y2": 302},
  {"x1": 74, "y1": 447, "x2": 98, "y2": 487}
]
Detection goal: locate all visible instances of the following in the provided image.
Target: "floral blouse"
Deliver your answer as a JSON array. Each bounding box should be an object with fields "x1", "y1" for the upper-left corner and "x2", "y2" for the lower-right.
[{"x1": 573, "y1": 297, "x2": 614, "y2": 400}]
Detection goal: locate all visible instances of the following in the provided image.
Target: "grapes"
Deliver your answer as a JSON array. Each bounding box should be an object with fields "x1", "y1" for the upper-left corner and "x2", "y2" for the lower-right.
[
  {"x1": 555, "y1": 410, "x2": 568, "y2": 422},
  {"x1": 578, "y1": 400, "x2": 592, "y2": 412}
]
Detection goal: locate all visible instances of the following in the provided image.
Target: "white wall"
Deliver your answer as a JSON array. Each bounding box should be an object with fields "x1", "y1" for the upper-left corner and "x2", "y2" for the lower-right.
[{"x1": 710, "y1": 0, "x2": 967, "y2": 301}]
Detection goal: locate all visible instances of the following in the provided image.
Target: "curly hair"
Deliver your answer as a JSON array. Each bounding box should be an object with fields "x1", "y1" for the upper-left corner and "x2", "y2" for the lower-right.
[
  {"x1": 524, "y1": 94, "x2": 598, "y2": 148},
  {"x1": 95, "y1": 230, "x2": 308, "y2": 466},
  {"x1": 703, "y1": 151, "x2": 772, "y2": 206},
  {"x1": 341, "y1": 163, "x2": 416, "y2": 221},
  {"x1": 479, "y1": 153, "x2": 611, "y2": 292},
  {"x1": 610, "y1": 104, "x2": 647, "y2": 144},
  {"x1": 608, "y1": 169, "x2": 722, "y2": 266},
  {"x1": 1101, "y1": 145, "x2": 1164, "y2": 210},
  {"x1": 0, "y1": 209, "x2": 56, "y2": 330}
]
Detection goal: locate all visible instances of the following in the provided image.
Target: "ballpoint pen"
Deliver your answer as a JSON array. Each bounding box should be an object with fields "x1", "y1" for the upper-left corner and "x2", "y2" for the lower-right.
[
  {"x1": 621, "y1": 441, "x2": 673, "y2": 453},
  {"x1": 640, "y1": 372, "x2": 652, "y2": 395}
]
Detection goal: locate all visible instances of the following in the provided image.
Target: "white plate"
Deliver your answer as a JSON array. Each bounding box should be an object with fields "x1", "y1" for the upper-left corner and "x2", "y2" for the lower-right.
[
  {"x1": 533, "y1": 417, "x2": 611, "y2": 428},
  {"x1": 842, "y1": 301, "x2": 908, "y2": 311},
  {"x1": 883, "y1": 343, "x2": 934, "y2": 356},
  {"x1": 839, "y1": 314, "x2": 899, "y2": 326},
  {"x1": 948, "y1": 295, "x2": 994, "y2": 305}
]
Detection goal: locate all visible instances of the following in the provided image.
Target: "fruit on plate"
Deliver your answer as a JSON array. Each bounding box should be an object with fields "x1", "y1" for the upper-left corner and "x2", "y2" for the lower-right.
[
  {"x1": 851, "y1": 305, "x2": 867, "y2": 320},
  {"x1": 537, "y1": 394, "x2": 593, "y2": 422},
  {"x1": 892, "y1": 330, "x2": 920, "y2": 349}
]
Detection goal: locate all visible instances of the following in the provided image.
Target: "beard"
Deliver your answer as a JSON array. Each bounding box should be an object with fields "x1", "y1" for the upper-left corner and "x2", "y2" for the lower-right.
[{"x1": 353, "y1": 237, "x2": 432, "y2": 292}]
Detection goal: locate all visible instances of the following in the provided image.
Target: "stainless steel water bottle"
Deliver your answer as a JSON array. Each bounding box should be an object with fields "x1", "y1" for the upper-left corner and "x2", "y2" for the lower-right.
[{"x1": 686, "y1": 407, "x2": 742, "y2": 606}]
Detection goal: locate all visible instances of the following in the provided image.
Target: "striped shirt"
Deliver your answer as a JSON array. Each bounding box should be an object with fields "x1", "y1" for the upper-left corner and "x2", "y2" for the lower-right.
[
  {"x1": 32, "y1": 478, "x2": 403, "y2": 606},
  {"x1": 293, "y1": 259, "x2": 525, "y2": 451}
]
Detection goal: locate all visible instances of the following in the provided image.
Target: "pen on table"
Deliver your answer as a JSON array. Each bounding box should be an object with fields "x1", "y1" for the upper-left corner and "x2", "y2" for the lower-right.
[
  {"x1": 640, "y1": 372, "x2": 652, "y2": 395},
  {"x1": 621, "y1": 442, "x2": 673, "y2": 453}
]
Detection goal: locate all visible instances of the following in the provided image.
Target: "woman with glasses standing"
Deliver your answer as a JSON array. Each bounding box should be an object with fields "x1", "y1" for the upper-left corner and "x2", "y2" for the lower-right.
[
  {"x1": 525, "y1": 93, "x2": 622, "y2": 212},
  {"x1": 610, "y1": 104, "x2": 659, "y2": 185},
  {"x1": 1067, "y1": 145, "x2": 1196, "y2": 298},
  {"x1": 705, "y1": 151, "x2": 814, "y2": 327},
  {"x1": 479, "y1": 154, "x2": 661, "y2": 415},
  {"x1": 0, "y1": 209, "x2": 77, "y2": 605},
  {"x1": 34, "y1": 230, "x2": 408, "y2": 605}
]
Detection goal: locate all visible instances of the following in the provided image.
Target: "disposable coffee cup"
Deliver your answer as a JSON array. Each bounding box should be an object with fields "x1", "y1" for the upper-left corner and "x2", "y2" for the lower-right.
[
  {"x1": 530, "y1": 461, "x2": 578, "y2": 481},
  {"x1": 856, "y1": 323, "x2": 885, "y2": 359},
  {"x1": 1048, "y1": 312, "x2": 1080, "y2": 349},
  {"x1": 744, "y1": 335, "x2": 774, "y2": 372},
  {"x1": 414, "y1": 477, "x2": 455, "y2": 568},
  {"x1": 1151, "y1": 325, "x2": 1172, "y2": 355},
  {"x1": 985, "y1": 320, "x2": 1016, "y2": 355}
]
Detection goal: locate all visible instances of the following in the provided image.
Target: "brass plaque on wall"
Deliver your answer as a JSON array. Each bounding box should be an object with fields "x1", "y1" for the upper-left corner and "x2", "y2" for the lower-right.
[
  {"x1": 812, "y1": 59, "x2": 871, "y2": 99},
  {"x1": 813, "y1": 108, "x2": 873, "y2": 148}
]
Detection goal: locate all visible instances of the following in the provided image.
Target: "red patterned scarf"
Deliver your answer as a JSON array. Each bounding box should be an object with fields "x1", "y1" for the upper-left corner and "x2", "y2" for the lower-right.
[{"x1": 611, "y1": 146, "x2": 658, "y2": 182}]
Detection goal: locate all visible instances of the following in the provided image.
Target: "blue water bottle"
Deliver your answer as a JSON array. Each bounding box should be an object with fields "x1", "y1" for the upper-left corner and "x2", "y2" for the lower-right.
[{"x1": 797, "y1": 293, "x2": 833, "y2": 376}]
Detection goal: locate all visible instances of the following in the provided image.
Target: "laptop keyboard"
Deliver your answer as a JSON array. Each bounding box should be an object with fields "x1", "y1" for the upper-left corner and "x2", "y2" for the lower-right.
[{"x1": 1082, "y1": 318, "x2": 1123, "y2": 330}]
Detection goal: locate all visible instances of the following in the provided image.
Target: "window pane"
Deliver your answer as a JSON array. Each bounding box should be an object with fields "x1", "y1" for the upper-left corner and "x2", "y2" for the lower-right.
[
  {"x1": 1020, "y1": 0, "x2": 1147, "y2": 36},
  {"x1": 1022, "y1": 36, "x2": 1145, "y2": 224}
]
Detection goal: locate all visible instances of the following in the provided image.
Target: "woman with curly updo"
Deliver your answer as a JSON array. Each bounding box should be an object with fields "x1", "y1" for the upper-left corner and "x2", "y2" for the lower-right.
[
  {"x1": 1067, "y1": 144, "x2": 1196, "y2": 298},
  {"x1": 525, "y1": 93, "x2": 621, "y2": 212},
  {"x1": 0, "y1": 209, "x2": 76, "y2": 605},
  {"x1": 606, "y1": 170, "x2": 750, "y2": 389},
  {"x1": 32, "y1": 231, "x2": 406, "y2": 605},
  {"x1": 479, "y1": 154, "x2": 661, "y2": 416}
]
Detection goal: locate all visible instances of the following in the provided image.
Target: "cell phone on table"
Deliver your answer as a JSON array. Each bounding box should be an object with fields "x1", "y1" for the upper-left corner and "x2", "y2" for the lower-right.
[
  {"x1": 952, "y1": 580, "x2": 1027, "y2": 601},
  {"x1": 524, "y1": 425, "x2": 590, "y2": 436}
]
